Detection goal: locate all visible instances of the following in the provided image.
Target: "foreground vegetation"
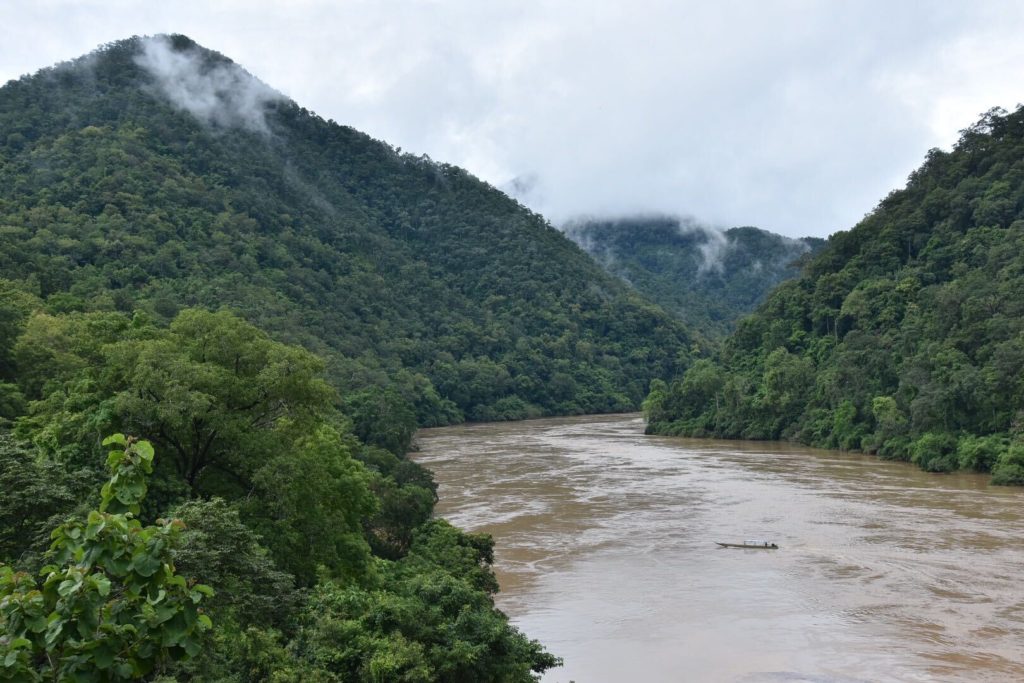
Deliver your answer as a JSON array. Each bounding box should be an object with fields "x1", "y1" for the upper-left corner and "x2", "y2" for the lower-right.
[
  {"x1": 1, "y1": 309, "x2": 558, "y2": 681},
  {"x1": 645, "y1": 106, "x2": 1024, "y2": 485}
]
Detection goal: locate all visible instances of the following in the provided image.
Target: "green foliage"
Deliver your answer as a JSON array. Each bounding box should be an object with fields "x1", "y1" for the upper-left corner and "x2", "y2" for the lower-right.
[
  {"x1": 864, "y1": 396, "x2": 908, "y2": 453},
  {"x1": 647, "y1": 106, "x2": 1024, "y2": 484},
  {"x1": 358, "y1": 446, "x2": 437, "y2": 561},
  {"x1": 642, "y1": 361, "x2": 727, "y2": 436},
  {"x1": 240, "y1": 424, "x2": 376, "y2": 587},
  {"x1": 641, "y1": 378, "x2": 671, "y2": 426},
  {"x1": 401, "y1": 520, "x2": 500, "y2": 595},
  {"x1": 0, "y1": 433, "x2": 84, "y2": 565},
  {"x1": 910, "y1": 432, "x2": 959, "y2": 473},
  {"x1": 991, "y1": 442, "x2": 1024, "y2": 485},
  {"x1": 0, "y1": 435, "x2": 212, "y2": 681},
  {"x1": 0, "y1": 280, "x2": 40, "y2": 389},
  {"x1": 168, "y1": 522, "x2": 558, "y2": 683},
  {"x1": 830, "y1": 400, "x2": 868, "y2": 451},
  {"x1": 13, "y1": 309, "x2": 379, "y2": 585},
  {"x1": 5, "y1": 304, "x2": 558, "y2": 677},
  {"x1": 343, "y1": 387, "x2": 418, "y2": 456},
  {"x1": 955, "y1": 433, "x2": 1007, "y2": 472},
  {"x1": 0, "y1": 282, "x2": 40, "y2": 421},
  {"x1": 877, "y1": 436, "x2": 913, "y2": 462},
  {"x1": 566, "y1": 218, "x2": 824, "y2": 338},
  {"x1": 169, "y1": 498, "x2": 299, "y2": 629},
  {"x1": 285, "y1": 522, "x2": 559, "y2": 683},
  {"x1": 108, "y1": 309, "x2": 336, "y2": 493}
]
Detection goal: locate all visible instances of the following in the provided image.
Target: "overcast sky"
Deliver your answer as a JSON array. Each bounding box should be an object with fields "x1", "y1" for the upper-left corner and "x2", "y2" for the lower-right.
[{"x1": 3, "y1": 1, "x2": 1023, "y2": 237}]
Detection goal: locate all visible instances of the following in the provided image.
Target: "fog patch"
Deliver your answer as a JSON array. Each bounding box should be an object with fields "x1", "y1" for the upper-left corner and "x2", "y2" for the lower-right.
[
  {"x1": 560, "y1": 214, "x2": 617, "y2": 267},
  {"x1": 692, "y1": 223, "x2": 729, "y2": 275},
  {"x1": 561, "y1": 213, "x2": 823, "y2": 280},
  {"x1": 562, "y1": 213, "x2": 737, "y2": 275},
  {"x1": 135, "y1": 35, "x2": 284, "y2": 133},
  {"x1": 502, "y1": 172, "x2": 542, "y2": 206}
]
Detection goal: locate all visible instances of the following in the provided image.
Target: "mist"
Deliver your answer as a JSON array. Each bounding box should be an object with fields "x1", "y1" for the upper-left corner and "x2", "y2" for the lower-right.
[
  {"x1": 134, "y1": 35, "x2": 284, "y2": 134},
  {"x1": 563, "y1": 214, "x2": 719, "y2": 274}
]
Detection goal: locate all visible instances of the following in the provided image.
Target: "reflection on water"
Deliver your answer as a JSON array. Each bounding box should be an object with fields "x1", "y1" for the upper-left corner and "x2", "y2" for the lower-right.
[{"x1": 413, "y1": 414, "x2": 1024, "y2": 683}]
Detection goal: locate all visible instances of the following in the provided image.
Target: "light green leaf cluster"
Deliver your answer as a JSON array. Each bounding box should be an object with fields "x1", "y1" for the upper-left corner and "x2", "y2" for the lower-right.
[{"x1": 0, "y1": 436, "x2": 212, "y2": 681}]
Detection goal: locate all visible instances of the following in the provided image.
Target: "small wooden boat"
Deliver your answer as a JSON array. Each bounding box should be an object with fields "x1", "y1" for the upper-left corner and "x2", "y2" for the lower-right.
[{"x1": 716, "y1": 540, "x2": 779, "y2": 549}]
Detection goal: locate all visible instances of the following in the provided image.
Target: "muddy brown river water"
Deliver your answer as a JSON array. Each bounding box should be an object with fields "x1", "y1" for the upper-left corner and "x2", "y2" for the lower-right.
[{"x1": 413, "y1": 413, "x2": 1024, "y2": 683}]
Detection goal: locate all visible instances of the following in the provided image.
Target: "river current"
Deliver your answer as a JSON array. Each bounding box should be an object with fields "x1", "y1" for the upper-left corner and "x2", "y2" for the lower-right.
[{"x1": 413, "y1": 414, "x2": 1024, "y2": 683}]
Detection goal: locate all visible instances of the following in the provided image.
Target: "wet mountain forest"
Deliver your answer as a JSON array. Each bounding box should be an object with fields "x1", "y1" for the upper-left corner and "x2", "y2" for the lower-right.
[{"x1": 3, "y1": 30, "x2": 1024, "y2": 683}]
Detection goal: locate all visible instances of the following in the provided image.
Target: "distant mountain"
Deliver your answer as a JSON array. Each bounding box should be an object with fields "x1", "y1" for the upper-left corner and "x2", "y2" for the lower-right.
[
  {"x1": 0, "y1": 35, "x2": 695, "y2": 427},
  {"x1": 644, "y1": 106, "x2": 1024, "y2": 485},
  {"x1": 564, "y1": 216, "x2": 824, "y2": 337}
]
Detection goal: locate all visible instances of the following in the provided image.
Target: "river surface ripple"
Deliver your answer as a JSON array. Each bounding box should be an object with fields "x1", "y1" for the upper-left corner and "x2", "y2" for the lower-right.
[{"x1": 413, "y1": 413, "x2": 1024, "y2": 683}]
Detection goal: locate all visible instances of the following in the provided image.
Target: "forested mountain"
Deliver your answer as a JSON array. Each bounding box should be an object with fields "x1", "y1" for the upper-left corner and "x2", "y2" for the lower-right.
[
  {"x1": 565, "y1": 217, "x2": 824, "y2": 337},
  {"x1": 0, "y1": 34, "x2": 706, "y2": 680},
  {"x1": 0, "y1": 34, "x2": 694, "y2": 434},
  {"x1": 645, "y1": 106, "x2": 1024, "y2": 485}
]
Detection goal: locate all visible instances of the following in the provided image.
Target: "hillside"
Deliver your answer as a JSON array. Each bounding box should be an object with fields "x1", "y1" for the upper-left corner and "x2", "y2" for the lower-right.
[
  {"x1": 0, "y1": 34, "x2": 694, "y2": 434},
  {"x1": 644, "y1": 106, "x2": 1024, "y2": 485},
  {"x1": 565, "y1": 216, "x2": 824, "y2": 337}
]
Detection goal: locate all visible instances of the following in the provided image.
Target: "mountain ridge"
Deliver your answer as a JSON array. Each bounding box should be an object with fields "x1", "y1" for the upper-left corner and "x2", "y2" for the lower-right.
[
  {"x1": 0, "y1": 34, "x2": 695, "y2": 431},
  {"x1": 564, "y1": 215, "x2": 824, "y2": 337}
]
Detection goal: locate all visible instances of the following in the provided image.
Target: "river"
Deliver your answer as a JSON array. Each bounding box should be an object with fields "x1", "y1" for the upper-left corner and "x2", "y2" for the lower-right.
[{"x1": 413, "y1": 413, "x2": 1024, "y2": 683}]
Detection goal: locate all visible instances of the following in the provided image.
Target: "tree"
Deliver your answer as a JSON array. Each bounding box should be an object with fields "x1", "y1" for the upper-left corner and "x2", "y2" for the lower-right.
[
  {"x1": 239, "y1": 424, "x2": 376, "y2": 587},
  {"x1": 0, "y1": 434, "x2": 212, "y2": 681},
  {"x1": 641, "y1": 379, "x2": 670, "y2": 426},
  {"x1": 169, "y1": 498, "x2": 298, "y2": 629},
  {"x1": 0, "y1": 433, "x2": 83, "y2": 565},
  {"x1": 910, "y1": 431, "x2": 959, "y2": 473},
  {"x1": 992, "y1": 442, "x2": 1024, "y2": 485},
  {"x1": 289, "y1": 520, "x2": 560, "y2": 682},
  {"x1": 108, "y1": 309, "x2": 336, "y2": 496},
  {"x1": 343, "y1": 387, "x2": 417, "y2": 456},
  {"x1": 358, "y1": 446, "x2": 437, "y2": 560},
  {"x1": 757, "y1": 348, "x2": 815, "y2": 437}
]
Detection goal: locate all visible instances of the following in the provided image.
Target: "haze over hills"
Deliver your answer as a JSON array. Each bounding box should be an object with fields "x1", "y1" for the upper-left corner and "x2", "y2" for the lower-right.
[
  {"x1": 0, "y1": 34, "x2": 696, "y2": 432},
  {"x1": 645, "y1": 106, "x2": 1024, "y2": 485},
  {"x1": 565, "y1": 216, "x2": 825, "y2": 337}
]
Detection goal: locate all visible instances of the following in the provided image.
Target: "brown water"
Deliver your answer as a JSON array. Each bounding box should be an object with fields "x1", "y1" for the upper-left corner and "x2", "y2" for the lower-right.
[{"x1": 413, "y1": 413, "x2": 1024, "y2": 683}]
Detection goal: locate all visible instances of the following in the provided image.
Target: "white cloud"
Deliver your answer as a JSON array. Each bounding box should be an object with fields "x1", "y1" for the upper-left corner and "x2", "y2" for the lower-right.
[
  {"x1": 2, "y1": 1, "x2": 1023, "y2": 237},
  {"x1": 134, "y1": 35, "x2": 284, "y2": 133}
]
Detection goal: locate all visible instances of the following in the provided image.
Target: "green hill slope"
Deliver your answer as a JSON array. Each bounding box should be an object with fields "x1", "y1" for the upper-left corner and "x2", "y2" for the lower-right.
[
  {"x1": 565, "y1": 216, "x2": 824, "y2": 337},
  {"x1": 645, "y1": 107, "x2": 1024, "y2": 485},
  {"x1": 0, "y1": 34, "x2": 693, "y2": 430}
]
